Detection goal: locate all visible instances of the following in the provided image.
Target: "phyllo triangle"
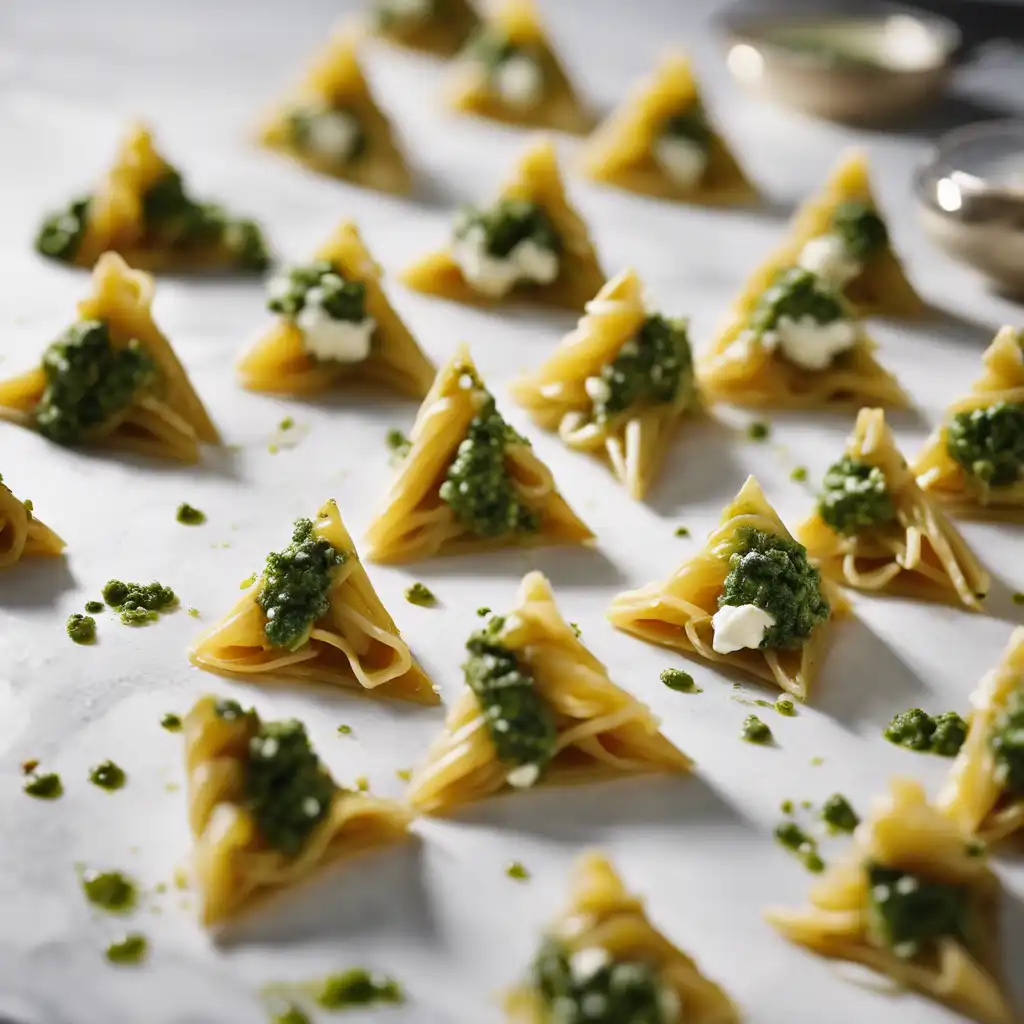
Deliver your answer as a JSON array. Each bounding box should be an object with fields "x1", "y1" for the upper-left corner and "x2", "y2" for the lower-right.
[{"x1": 0, "y1": 474, "x2": 65, "y2": 569}]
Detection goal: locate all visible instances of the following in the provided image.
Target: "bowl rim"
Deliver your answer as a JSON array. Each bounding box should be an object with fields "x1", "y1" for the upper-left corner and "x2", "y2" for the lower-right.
[{"x1": 920, "y1": 119, "x2": 1024, "y2": 204}]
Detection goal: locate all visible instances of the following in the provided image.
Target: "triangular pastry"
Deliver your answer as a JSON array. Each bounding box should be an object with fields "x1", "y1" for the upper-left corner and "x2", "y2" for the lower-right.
[
  {"x1": 798, "y1": 408, "x2": 989, "y2": 609},
  {"x1": 0, "y1": 253, "x2": 218, "y2": 463},
  {"x1": 400, "y1": 138, "x2": 605, "y2": 311},
  {"x1": 405, "y1": 571, "x2": 690, "y2": 815},
  {"x1": 184, "y1": 694, "x2": 412, "y2": 926},
  {"x1": 608, "y1": 476, "x2": 846, "y2": 700},
  {"x1": 190, "y1": 499, "x2": 438, "y2": 705},
  {"x1": 766, "y1": 778, "x2": 1014, "y2": 1024},
  {"x1": 768, "y1": 149, "x2": 925, "y2": 318},
  {"x1": 510, "y1": 268, "x2": 699, "y2": 499},
  {"x1": 369, "y1": 0, "x2": 479, "y2": 57},
  {"x1": 258, "y1": 28, "x2": 412, "y2": 195},
  {"x1": 0, "y1": 475, "x2": 65, "y2": 569},
  {"x1": 35, "y1": 123, "x2": 270, "y2": 273},
  {"x1": 506, "y1": 852, "x2": 739, "y2": 1024},
  {"x1": 364, "y1": 346, "x2": 593, "y2": 564},
  {"x1": 914, "y1": 326, "x2": 1024, "y2": 520},
  {"x1": 939, "y1": 626, "x2": 1024, "y2": 844},
  {"x1": 445, "y1": 0, "x2": 590, "y2": 133},
  {"x1": 238, "y1": 220, "x2": 436, "y2": 398},
  {"x1": 581, "y1": 51, "x2": 755, "y2": 206},
  {"x1": 697, "y1": 265, "x2": 907, "y2": 409}
]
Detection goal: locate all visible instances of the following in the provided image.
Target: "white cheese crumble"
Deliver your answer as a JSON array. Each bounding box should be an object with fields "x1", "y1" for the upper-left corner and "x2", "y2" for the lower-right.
[
  {"x1": 762, "y1": 315, "x2": 858, "y2": 371},
  {"x1": 452, "y1": 225, "x2": 559, "y2": 298},
  {"x1": 494, "y1": 54, "x2": 544, "y2": 108},
  {"x1": 568, "y1": 946, "x2": 610, "y2": 981},
  {"x1": 653, "y1": 136, "x2": 709, "y2": 188},
  {"x1": 583, "y1": 375, "x2": 611, "y2": 405},
  {"x1": 297, "y1": 287, "x2": 376, "y2": 363},
  {"x1": 304, "y1": 110, "x2": 361, "y2": 162},
  {"x1": 711, "y1": 603, "x2": 776, "y2": 654},
  {"x1": 506, "y1": 763, "x2": 541, "y2": 788},
  {"x1": 797, "y1": 233, "x2": 862, "y2": 289}
]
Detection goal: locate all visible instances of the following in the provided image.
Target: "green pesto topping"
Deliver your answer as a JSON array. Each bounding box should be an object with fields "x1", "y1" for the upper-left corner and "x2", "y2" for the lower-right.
[
  {"x1": 661, "y1": 106, "x2": 711, "y2": 149},
  {"x1": 176, "y1": 503, "x2": 206, "y2": 525},
  {"x1": 89, "y1": 760, "x2": 126, "y2": 791},
  {"x1": 531, "y1": 938, "x2": 675, "y2": 1024},
  {"x1": 257, "y1": 518, "x2": 345, "y2": 651},
  {"x1": 1014, "y1": 592, "x2": 1024, "y2": 606},
  {"x1": 965, "y1": 838, "x2": 987, "y2": 858},
  {"x1": 818, "y1": 456, "x2": 896, "y2": 536},
  {"x1": 102, "y1": 579, "x2": 178, "y2": 626},
  {"x1": 747, "y1": 421, "x2": 770, "y2": 441},
  {"x1": 506, "y1": 861, "x2": 530, "y2": 881},
  {"x1": 67, "y1": 613, "x2": 96, "y2": 644},
  {"x1": 245, "y1": 718, "x2": 337, "y2": 857},
  {"x1": 884, "y1": 708, "x2": 967, "y2": 757},
  {"x1": 774, "y1": 821, "x2": 825, "y2": 873},
  {"x1": 790, "y1": 466, "x2": 808, "y2": 482},
  {"x1": 271, "y1": 1007, "x2": 311, "y2": 1024},
  {"x1": 831, "y1": 201, "x2": 889, "y2": 263},
  {"x1": 268, "y1": 261, "x2": 369, "y2": 324},
  {"x1": 141, "y1": 170, "x2": 269, "y2": 270},
  {"x1": 453, "y1": 198, "x2": 560, "y2": 262},
  {"x1": 660, "y1": 668, "x2": 700, "y2": 693},
  {"x1": 720, "y1": 527, "x2": 830, "y2": 649},
  {"x1": 947, "y1": 402, "x2": 1024, "y2": 489},
  {"x1": 821, "y1": 793, "x2": 859, "y2": 833},
  {"x1": 866, "y1": 863, "x2": 970, "y2": 960},
  {"x1": 35, "y1": 195, "x2": 91, "y2": 262},
  {"x1": 439, "y1": 394, "x2": 538, "y2": 539},
  {"x1": 160, "y1": 713, "x2": 183, "y2": 732},
  {"x1": 404, "y1": 582, "x2": 437, "y2": 607},
  {"x1": 466, "y1": 27, "x2": 544, "y2": 88},
  {"x1": 315, "y1": 969, "x2": 404, "y2": 1010},
  {"x1": 588, "y1": 315, "x2": 695, "y2": 423},
  {"x1": 24, "y1": 772, "x2": 63, "y2": 799},
  {"x1": 105, "y1": 933, "x2": 148, "y2": 965},
  {"x1": 84, "y1": 600, "x2": 104, "y2": 614},
  {"x1": 215, "y1": 698, "x2": 249, "y2": 721},
  {"x1": 464, "y1": 615, "x2": 557, "y2": 779},
  {"x1": 386, "y1": 428, "x2": 411, "y2": 460},
  {"x1": 35, "y1": 320, "x2": 157, "y2": 447},
  {"x1": 741, "y1": 714, "x2": 773, "y2": 744},
  {"x1": 674, "y1": 526, "x2": 689, "y2": 537},
  {"x1": 81, "y1": 869, "x2": 137, "y2": 912},
  {"x1": 775, "y1": 698, "x2": 796, "y2": 716},
  {"x1": 477, "y1": 606, "x2": 492, "y2": 617},
  {"x1": 749, "y1": 266, "x2": 845, "y2": 338},
  {"x1": 287, "y1": 104, "x2": 366, "y2": 164},
  {"x1": 990, "y1": 689, "x2": 1024, "y2": 796},
  {"x1": 337, "y1": 724, "x2": 353, "y2": 736}
]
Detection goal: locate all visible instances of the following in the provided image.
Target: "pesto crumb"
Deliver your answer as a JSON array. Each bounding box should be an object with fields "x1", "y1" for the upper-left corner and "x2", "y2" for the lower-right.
[
  {"x1": 89, "y1": 760, "x2": 127, "y2": 791},
  {"x1": 569, "y1": 622, "x2": 581, "y2": 638},
  {"x1": 315, "y1": 969, "x2": 404, "y2": 1010},
  {"x1": 674, "y1": 526, "x2": 690, "y2": 537},
  {"x1": 801, "y1": 799, "x2": 813, "y2": 810},
  {"x1": 965, "y1": 838, "x2": 987, "y2": 858},
  {"x1": 386, "y1": 428, "x2": 412, "y2": 460},
  {"x1": 24, "y1": 771, "x2": 63, "y2": 799},
  {"x1": 105, "y1": 932, "x2": 148, "y2": 965},
  {"x1": 747, "y1": 421, "x2": 770, "y2": 441},
  {"x1": 102, "y1": 580, "x2": 177, "y2": 626},
  {"x1": 775, "y1": 821, "x2": 825, "y2": 872},
  {"x1": 161, "y1": 713, "x2": 183, "y2": 732},
  {"x1": 272, "y1": 1006, "x2": 311, "y2": 1024},
  {"x1": 67, "y1": 613, "x2": 96, "y2": 644},
  {"x1": 279, "y1": 416, "x2": 295, "y2": 431},
  {"x1": 776, "y1": 698, "x2": 796, "y2": 716},
  {"x1": 505, "y1": 861, "x2": 530, "y2": 881},
  {"x1": 741, "y1": 714, "x2": 773, "y2": 744},
  {"x1": 809, "y1": 756, "x2": 824, "y2": 766},
  {"x1": 1014, "y1": 592, "x2": 1024, "y2": 606},
  {"x1": 780, "y1": 799, "x2": 794, "y2": 814},
  {"x1": 790, "y1": 466, "x2": 808, "y2": 482},
  {"x1": 268, "y1": 444, "x2": 279, "y2": 455},
  {"x1": 84, "y1": 600, "x2": 104, "y2": 614},
  {"x1": 660, "y1": 668, "x2": 700, "y2": 693},
  {"x1": 476, "y1": 606, "x2": 491, "y2": 617},
  {"x1": 354, "y1": 776, "x2": 369, "y2": 792},
  {"x1": 337, "y1": 724, "x2": 353, "y2": 736},
  {"x1": 404, "y1": 582, "x2": 437, "y2": 607},
  {"x1": 187, "y1": 607, "x2": 199, "y2": 617},
  {"x1": 395, "y1": 768, "x2": 412, "y2": 782},
  {"x1": 821, "y1": 793, "x2": 859, "y2": 833},
  {"x1": 176, "y1": 503, "x2": 206, "y2": 526}
]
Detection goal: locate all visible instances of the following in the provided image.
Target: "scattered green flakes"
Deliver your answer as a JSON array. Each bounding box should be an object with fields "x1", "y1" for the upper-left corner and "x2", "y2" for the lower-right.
[
  {"x1": 790, "y1": 466, "x2": 808, "y2": 482},
  {"x1": 809, "y1": 756, "x2": 824, "y2": 766},
  {"x1": 268, "y1": 443, "x2": 280, "y2": 455},
  {"x1": 404, "y1": 582, "x2": 437, "y2": 607},
  {"x1": 884, "y1": 707, "x2": 967, "y2": 757},
  {"x1": 776, "y1": 698, "x2": 796, "y2": 716},
  {"x1": 105, "y1": 933, "x2": 148, "y2": 965},
  {"x1": 801, "y1": 799, "x2": 813, "y2": 810},
  {"x1": 164, "y1": 782, "x2": 180, "y2": 793},
  {"x1": 337, "y1": 724, "x2": 353, "y2": 736},
  {"x1": 315, "y1": 969, "x2": 405, "y2": 1010},
  {"x1": 1013, "y1": 593, "x2": 1024, "y2": 606},
  {"x1": 271, "y1": 1006, "x2": 311, "y2": 1024},
  {"x1": 741, "y1": 715, "x2": 773, "y2": 744},
  {"x1": 161, "y1": 713, "x2": 183, "y2": 732},
  {"x1": 660, "y1": 668, "x2": 700, "y2": 693},
  {"x1": 774, "y1": 821, "x2": 825, "y2": 873},
  {"x1": 81, "y1": 869, "x2": 137, "y2": 912},
  {"x1": 747, "y1": 420, "x2": 770, "y2": 441},
  {"x1": 240, "y1": 573, "x2": 257, "y2": 589},
  {"x1": 154, "y1": 882, "x2": 168, "y2": 894},
  {"x1": 385, "y1": 428, "x2": 412, "y2": 460},
  {"x1": 24, "y1": 771, "x2": 63, "y2": 799},
  {"x1": 187, "y1": 606, "x2": 199, "y2": 618},
  {"x1": 505, "y1": 861, "x2": 530, "y2": 881},
  {"x1": 476, "y1": 606, "x2": 491, "y2": 617},
  {"x1": 354, "y1": 775, "x2": 370, "y2": 792},
  {"x1": 780, "y1": 799, "x2": 794, "y2": 815},
  {"x1": 395, "y1": 768, "x2": 412, "y2": 782},
  {"x1": 102, "y1": 580, "x2": 178, "y2": 626},
  {"x1": 569, "y1": 622, "x2": 581, "y2": 638},
  {"x1": 821, "y1": 793, "x2": 859, "y2": 833},
  {"x1": 84, "y1": 600, "x2": 104, "y2": 614},
  {"x1": 674, "y1": 526, "x2": 690, "y2": 537},
  {"x1": 176, "y1": 503, "x2": 206, "y2": 526},
  {"x1": 279, "y1": 416, "x2": 295, "y2": 431},
  {"x1": 67, "y1": 613, "x2": 96, "y2": 644},
  {"x1": 89, "y1": 760, "x2": 127, "y2": 791}
]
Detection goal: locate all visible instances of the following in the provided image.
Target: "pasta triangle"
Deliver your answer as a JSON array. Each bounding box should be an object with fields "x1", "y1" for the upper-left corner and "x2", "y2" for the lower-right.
[
  {"x1": 913, "y1": 326, "x2": 1024, "y2": 520},
  {"x1": 370, "y1": 0, "x2": 479, "y2": 56},
  {"x1": 798, "y1": 408, "x2": 989, "y2": 609},
  {"x1": 37, "y1": 122, "x2": 269, "y2": 273},
  {"x1": 0, "y1": 475, "x2": 64, "y2": 569},
  {"x1": 406, "y1": 571, "x2": 690, "y2": 815},
  {"x1": 400, "y1": 138, "x2": 605, "y2": 311},
  {"x1": 364, "y1": 346, "x2": 593, "y2": 564},
  {"x1": 506, "y1": 851, "x2": 740, "y2": 1024},
  {"x1": 580, "y1": 51, "x2": 755, "y2": 206},
  {"x1": 769, "y1": 149, "x2": 925, "y2": 318},
  {"x1": 190, "y1": 499, "x2": 438, "y2": 705},
  {"x1": 184, "y1": 694, "x2": 413, "y2": 926},
  {"x1": 258, "y1": 27, "x2": 412, "y2": 195},
  {"x1": 237, "y1": 220, "x2": 436, "y2": 398},
  {"x1": 608, "y1": 475, "x2": 847, "y2": 700},
  {"x1": 445, "y1": 0, "x2": 590, "y2": 133},
  {"x1": 510, "y1": 267, "x2": 699, "y2": 499},
  {"x1": 766, "y1": 778, "x2": 1014, "y2": 1024},
  {"x1": 939, "y1": 626, "x2": 1024, "y2": 844},
  {"x1": 0, "y1": 253, "x2": 218, "y2": 463}
]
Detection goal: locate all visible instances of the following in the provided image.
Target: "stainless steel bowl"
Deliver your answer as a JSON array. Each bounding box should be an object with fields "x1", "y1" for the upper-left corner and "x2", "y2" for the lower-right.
[
  {"x1": 716, "y1": 0, "x2": 961, "y2": 123},
  {"x1": 917, "y1": 120, "x2": 1024, "y2": 296}
]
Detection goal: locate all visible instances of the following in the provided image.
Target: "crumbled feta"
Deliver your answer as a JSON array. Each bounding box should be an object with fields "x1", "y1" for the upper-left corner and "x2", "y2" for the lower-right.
[
  {"x1": 797, "y1": 233, "x2": 862, "y2": 289},
  {"x1": 304, "y1": 110, "x2": 361, "y2": 161},
  {"x1": 297, "y1": 287, "x2": 376, "y2": 363},
  {"x1": 452, "y1": 225, "x2": 559, "y2": 298},
  {"x1": 583, "y1": 376, "x2": 611, "y2": 405},
  {"x1": 711, "y1": 603, "x2": 776, "y2": 654},
  {"x1": 763, "y1": 315, "x2": 858, "y2": 371},
  {"x1": 568, "y1": 946, "x2": 609, "y2": 981},
  {"x1": 494, "y1": 55, "x2": 543, "y2": 108},
  {"x1": 658, "y1": 984, "x2": 682, "y2": 1022},
  {"x1": 653, "y1": 136, "x2": 709, "y2": 188},
  {"x1": 506, "y1": 763, "x2": 541, "y2": 788}
]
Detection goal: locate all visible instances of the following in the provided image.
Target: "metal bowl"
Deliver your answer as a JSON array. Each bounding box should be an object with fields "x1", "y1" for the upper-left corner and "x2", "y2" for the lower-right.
[
  {"x1": 716, "y1": 0, "x2": 961, "y2": 123},
  {"x1": 916, "y1": 120, "x2": 1024, "y2": 295}
]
